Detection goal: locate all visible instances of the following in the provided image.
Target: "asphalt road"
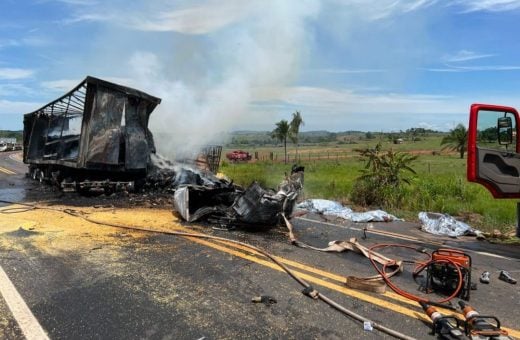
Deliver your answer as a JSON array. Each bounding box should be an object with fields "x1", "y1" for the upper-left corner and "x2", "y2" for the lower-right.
[
  {"x1": 0, "y1": 151, "x2": 28, "y2": 204},
  {"x1": 0, "y1": 152, "x2": 519, "y2": 340}
]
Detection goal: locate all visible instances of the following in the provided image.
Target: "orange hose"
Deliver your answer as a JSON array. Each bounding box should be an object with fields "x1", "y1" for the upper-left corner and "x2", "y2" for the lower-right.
[{"x1": 368, "y1": 244, "x2": 464, "y2": 304}]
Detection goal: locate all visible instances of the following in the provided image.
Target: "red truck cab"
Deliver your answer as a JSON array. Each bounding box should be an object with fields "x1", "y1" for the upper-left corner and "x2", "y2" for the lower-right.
[{"x1": 467, "y1": 103, "x2": 520, "y2": 199}]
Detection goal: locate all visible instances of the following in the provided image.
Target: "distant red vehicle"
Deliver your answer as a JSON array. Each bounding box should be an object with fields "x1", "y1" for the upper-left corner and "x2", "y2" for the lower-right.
[{"x1": 226, "y1": 150, "x2": 252, "y2": 162}]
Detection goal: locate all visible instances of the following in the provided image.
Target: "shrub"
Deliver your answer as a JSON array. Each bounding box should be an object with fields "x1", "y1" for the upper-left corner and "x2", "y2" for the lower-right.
[{"x1": 351, "y1": 143, "x2": 417, "y2": 207}]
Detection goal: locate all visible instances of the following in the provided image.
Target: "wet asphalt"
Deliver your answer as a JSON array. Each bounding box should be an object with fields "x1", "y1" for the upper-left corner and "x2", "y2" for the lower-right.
[{"x1": 0, "y1": 151, "x2": 519, "y2": 340}]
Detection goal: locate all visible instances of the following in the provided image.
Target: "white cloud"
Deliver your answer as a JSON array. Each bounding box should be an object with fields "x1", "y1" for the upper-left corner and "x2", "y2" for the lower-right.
[
  {"x1": 403, "y1": 0, "x2": 439, "y2": 12},
  {"x1": 0, "y1": 39, "x2": 21, "y2": 49},
  {"x1": 132, "y1": 0, "x2": 260, "y2": 34},
  {"x1": 454, "y1": 65, "x2": 520, "y2": 71},
  {"x1": 62, "y1": 0, "x2": 262, "y2": 34},
  {"x1": 41, "y1": 76, "x2": 134, "y2": 92},
  {"x1": 422, "y1": 67, "x2": 465, "y2": 72},
  {"x1": 62, "y1": 13, "x2": 114, "y2": 25},
  {"x1": 0, "y1": 84, "x2": 35, "y2": 96},
  {"x1": 41, "y1": 79, "x2": 80, "y2": 91},
  {"x1": 425, "y1": 64, "x2": 520, "y2": 72},
  {"x1": 0, "y1": 36, "x2": 50, "y2": 49},
  {"x1": 337, "y1": 0, "x2": 437, "y2": 20},
  {"x1": 453, "y1": 0, "x2": 520, "y2": 12},
  {"x1": 0, "y1": 68, "x2": 35, "y2": 80},
  {"x1": 0, "y1": 99, "x2": 41, "y2": 115},
  {"x1": 247, "y1": 84, "x2": 520, "y2": 131},
  {"x1": 49, "y1": 0, "x2": 98, "y2": 5},
  {"x1": 443, "y1": 50, "x2": 496, "y2": 62},
  {"x1": 253, "y1": 85, "x2": 458, "y2": 114},
  {"x1": 313, "y1": 68, "x2": 387, "y2": 74}
]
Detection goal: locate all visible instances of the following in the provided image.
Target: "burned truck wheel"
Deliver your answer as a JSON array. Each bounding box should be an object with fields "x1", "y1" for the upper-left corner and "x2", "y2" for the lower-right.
[
  {"x1": 50, "y1": 170, "x2": 62, "y2": 186},
  {"x1": 134, "y1": 178, "x2": 145, "y2": 192},
  {"x1": 103, "y1": 185, "x2": 115, "y2": 196}
]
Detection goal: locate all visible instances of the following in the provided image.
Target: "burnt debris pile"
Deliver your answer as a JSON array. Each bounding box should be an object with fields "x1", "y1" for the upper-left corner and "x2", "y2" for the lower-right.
[{"x1": 147, "y1": 154, "x2": 305, "y2": 228}]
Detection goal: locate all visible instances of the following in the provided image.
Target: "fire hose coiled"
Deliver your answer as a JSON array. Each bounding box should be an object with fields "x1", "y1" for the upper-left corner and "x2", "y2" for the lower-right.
[{"x1": 367, "y1": 243, "x2": 464, "y2": 305}]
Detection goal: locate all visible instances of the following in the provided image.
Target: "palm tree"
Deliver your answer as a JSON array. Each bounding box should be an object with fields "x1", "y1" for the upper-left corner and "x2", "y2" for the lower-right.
[
  {"x1": 378, "y1": 149, "x2": 418, "y2": 186},
  {"x1": 441, "y1": 124, "x2": 468, "y2": 159},
  {"x1": 271, "y1": 120, "x2": 290, "y2": 163},
  {"x1": 289, "y1": 111, "x2": 304, "y2": 160}
]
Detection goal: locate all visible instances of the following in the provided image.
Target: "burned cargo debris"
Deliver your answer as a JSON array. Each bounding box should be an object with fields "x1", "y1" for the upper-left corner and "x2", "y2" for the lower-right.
[
  {"x1": 23, "y1": 76, "x2": 161, "y2": 193},
  {"x1": 173, "y1": 166, "x2": 304, "y2": 228},
  {"x1": 145, "y1": 153, "x2": 224, "y2": 191}
]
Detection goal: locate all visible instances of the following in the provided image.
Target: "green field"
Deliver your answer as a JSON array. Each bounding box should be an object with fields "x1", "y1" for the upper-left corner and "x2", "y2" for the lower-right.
[
  {"x1": 220, "y1": 136, "x2": 518, "y2": 236},
  {"x1": 229, "y1": 135, "x2": 446, "y2": 163}
]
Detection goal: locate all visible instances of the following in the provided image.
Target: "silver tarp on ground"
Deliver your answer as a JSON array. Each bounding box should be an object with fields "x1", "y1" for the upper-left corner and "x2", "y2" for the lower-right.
[
  {"x1": 296, "y1": 199, "x2": 401, "y2": 222},
  {"x1": 418, "y1": 212, "x2": 481, "y2": 237}
]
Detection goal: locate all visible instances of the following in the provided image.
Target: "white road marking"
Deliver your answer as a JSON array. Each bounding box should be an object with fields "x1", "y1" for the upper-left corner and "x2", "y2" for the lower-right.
[
  {"x1": 298, "y1": 217, "x2": 362, "y2": 231},
  {"x1": 296, "y1": 217, "x2": 517, "y2": 261},
  {"x1": 0, "y1": 265, "x2": 50, "y2": 340},
  {"x1": 472, "y1": 251, "x2": 514, "y2": 260},
  {"x1": 8, "y1": 153, "x2": 23, "y2": 163}
]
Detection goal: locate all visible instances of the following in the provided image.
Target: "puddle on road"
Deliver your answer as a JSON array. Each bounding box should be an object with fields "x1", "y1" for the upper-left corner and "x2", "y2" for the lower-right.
[
  {"x1": 0, "y1": 177, "x2": 65, "y2": 207},
  {"x1": 0, "y1": 188, "x2": 25, "y2": 206}
]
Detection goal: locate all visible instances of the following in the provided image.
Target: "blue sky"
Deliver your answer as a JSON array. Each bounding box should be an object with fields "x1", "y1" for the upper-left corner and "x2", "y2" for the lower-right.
[{"x1": 1, "y1": 0, "x2": 520, "y2": 142}]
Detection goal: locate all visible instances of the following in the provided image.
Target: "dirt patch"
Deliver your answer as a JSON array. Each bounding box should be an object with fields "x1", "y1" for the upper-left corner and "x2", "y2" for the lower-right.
[{"x1": 0, "y1": 203, "x2": 185, "y2": 257}]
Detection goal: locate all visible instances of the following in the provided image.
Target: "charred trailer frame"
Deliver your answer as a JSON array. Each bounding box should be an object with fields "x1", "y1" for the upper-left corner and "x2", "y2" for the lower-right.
[{"x1": 23, "y1": 76, "x2": 161, "y2": 192}]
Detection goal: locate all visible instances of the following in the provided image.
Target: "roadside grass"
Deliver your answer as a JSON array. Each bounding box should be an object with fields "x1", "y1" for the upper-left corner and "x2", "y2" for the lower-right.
[{"x1": 220, "y1": 153, "x2": 517, "y2": 234}]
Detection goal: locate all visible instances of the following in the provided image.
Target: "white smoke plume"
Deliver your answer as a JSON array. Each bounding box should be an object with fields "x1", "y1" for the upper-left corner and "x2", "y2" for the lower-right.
[{"x1": 120, "y1": 0, "x2": 321, "y2": 159}]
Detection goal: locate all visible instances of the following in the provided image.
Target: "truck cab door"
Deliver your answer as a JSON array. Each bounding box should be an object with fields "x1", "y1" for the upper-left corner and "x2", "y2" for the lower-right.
[{"x1": 467, "y1": 104, "x2": 520, "y2": 198}]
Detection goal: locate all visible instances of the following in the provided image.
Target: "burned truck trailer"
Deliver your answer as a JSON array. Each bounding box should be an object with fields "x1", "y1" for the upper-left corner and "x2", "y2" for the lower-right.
[{"x1": 23, "y1": 76, "x2": 161, "y2": 192}]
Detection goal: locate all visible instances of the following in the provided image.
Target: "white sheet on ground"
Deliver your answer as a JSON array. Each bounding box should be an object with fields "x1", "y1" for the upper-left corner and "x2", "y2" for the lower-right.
[
  {"x1": 418, "y1": 212, "x2": 481, "y2": 237},
  {"x1": 296, "y1": 199, "x2": 401, "y2": 222}
]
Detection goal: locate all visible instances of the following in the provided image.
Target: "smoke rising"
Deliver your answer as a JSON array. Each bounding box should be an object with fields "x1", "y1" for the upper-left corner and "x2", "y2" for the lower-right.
[{"x1": 121, "y1": 1, "x2": 321, "y2": 159}]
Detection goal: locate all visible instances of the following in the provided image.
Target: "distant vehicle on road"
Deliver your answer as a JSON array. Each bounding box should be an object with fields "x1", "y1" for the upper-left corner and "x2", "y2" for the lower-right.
[
  {"x1": 0, "y1": 143, "x2": 19, "y2": 152},
  {"x1": 226, "y1": 150, "x2": 252, "y2": 162}
]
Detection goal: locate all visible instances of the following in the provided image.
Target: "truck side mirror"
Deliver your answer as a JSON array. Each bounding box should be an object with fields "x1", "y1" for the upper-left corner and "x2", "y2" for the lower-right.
[{"x1": 497, "y1": 116, "x2": 513, "y2": 145}]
